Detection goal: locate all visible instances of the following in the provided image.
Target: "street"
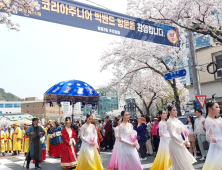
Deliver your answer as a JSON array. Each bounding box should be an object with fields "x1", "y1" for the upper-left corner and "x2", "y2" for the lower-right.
[{"x1": 0, "y1": 151, "x2": 204, "y2": 170}]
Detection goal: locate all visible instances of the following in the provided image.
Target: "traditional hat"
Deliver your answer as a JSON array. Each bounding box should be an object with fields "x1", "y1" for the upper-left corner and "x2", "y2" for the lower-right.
[
  {"x1": 92, "y1": 114, "x2": 96, "y2": 120},
  {"x1": 48, "y1": 120, "x2": 52, "y2": 122},
  {"x1": 65, "y1": 117, "x2": 71, "y2": 123},
  {"x1": 139, "y1": 117, "x2": 146, "y2": 124},
  {"x1": 32, "y1": 118, "x2": 39, "y2": 122},
  {"x1": 24, "y1": 122, "x2": 29, "y2": 126},
  {"x1": 13, "y1": 122, "x2": 19, "y2": 126}
]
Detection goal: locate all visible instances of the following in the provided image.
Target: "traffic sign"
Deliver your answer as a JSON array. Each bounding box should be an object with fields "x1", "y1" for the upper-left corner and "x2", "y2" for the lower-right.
[
  {"x1": 196, "y1": 95, "x2": 207, "y2": 109},
  {"x1": 164, "y1": 69, "x2": 187, "y2": 80}
]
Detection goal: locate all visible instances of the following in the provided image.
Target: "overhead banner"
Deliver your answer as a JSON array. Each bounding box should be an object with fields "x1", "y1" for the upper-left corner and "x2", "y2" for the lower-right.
[{"x1": 2, "y1": 0, "x2": 179, "y2": 47}]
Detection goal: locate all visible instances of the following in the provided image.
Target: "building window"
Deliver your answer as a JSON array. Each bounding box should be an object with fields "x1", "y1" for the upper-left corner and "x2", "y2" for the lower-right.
[
  {"x1": 0, "y1": 104, "x2": 4, "y2": 108},
  {"x1": 27, "y1": 105, "x2": 29, "y2": 107},
  {"x1": 215, "y1": 53, "x2": 222, "y2": 78},
  {"x1": 33, "y1": 111, "x2": 35, "y2": 114},
  {"x1": 5, "y1": 104, "x2": 13, "y2": 108},
  {"x1": 27, "y1": 111, "x2": 29, "y2": 113},
  {"x1": 33, "y1": 104, "x2": 35, "y2": 108},
  {"x1": 14, "y1": 103, "x2": 21, "y2": 107},
  {"x1": 0, "y1": 111, "x2": 2, "y2": 114}
]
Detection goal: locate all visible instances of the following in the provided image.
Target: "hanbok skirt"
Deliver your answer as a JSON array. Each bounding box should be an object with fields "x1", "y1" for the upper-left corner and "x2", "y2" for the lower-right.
[
  {"x1": 49, "y1": 144, "x2": 62, "y2": 157},
  {"x1": 202, "y1": 143, "x2": 222, "y2": 170},
  {"x1": 118, "y1": 142, "x2": 143, "y2": 170},
  {"x1": 150, "y1": 136, "x2": 172, "y2": 170},
  {"x1": 107, "y1": 140, "x2": 120, "y2": 169},
  {"x1": 167, "y1": 138, "x2": 196, "y2": 170},
  {"x1": 75, "y1": 148, "x2": 103, "y2": 170}
]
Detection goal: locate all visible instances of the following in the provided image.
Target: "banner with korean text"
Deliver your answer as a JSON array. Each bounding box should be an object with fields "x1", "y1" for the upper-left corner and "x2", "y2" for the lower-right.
[{"x1": 2, "y1": 0, "x2": 180, "y2": 47}]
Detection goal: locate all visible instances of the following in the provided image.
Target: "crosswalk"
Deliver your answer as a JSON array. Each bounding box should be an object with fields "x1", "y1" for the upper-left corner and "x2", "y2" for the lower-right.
[{"x1": 0, "y1": 152, "x2": 205, "y2": 170}]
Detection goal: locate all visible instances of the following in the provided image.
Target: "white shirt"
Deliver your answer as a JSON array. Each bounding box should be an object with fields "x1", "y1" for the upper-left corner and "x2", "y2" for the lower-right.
[
  {"x1": 194, "y1": 116, "x2": 206, "y2": 135},
  {"x1": 187, "y1": 123, "x2": 194, "y2": 135}
]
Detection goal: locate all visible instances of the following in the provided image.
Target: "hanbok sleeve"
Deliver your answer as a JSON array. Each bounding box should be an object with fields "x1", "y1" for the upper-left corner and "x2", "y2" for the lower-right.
[
  {"x1": 167, "y1": 121, "x2": 184, "y2": 146},
  {"x1": 205, "y1": 119, "x2": 222, "y2": 148},
  {"x1": 119, "y1": 125, "x2": 133, "y2": 146},
  {"x1": 92, "y1": 125, "x2": 99, "y2": 148},
  {"x1": 79, "y1": 126, "x2": 90, "y2": 144}
]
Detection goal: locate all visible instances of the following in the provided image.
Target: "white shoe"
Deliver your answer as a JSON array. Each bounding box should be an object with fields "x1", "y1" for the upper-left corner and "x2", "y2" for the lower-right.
[
  {"x1": 199, "y1": 157, "x2": 205, "y2": 161},
  {"x1": 140, "y1": 157, "x2": 147, "y2": 161}
]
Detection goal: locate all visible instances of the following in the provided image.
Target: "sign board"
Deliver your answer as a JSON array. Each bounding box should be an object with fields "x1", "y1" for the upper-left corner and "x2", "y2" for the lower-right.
[
  {"x1": 195, "y1": 95, "x2": 207, "y2": 109},
  {"x1": 164, "y1": 69, "x2": 187, "y2": 80},
  {"x1": 1, "y1": 0, "x2": 179, "y2": 47}
]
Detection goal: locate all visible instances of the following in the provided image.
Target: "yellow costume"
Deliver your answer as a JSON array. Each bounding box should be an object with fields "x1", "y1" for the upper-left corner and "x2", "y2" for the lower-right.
[
  {"x1": 12, "y1": 122, "x2": 22, "y2": 152},
  {"x1": 0, "y1": 130, "x2": 6, "y2": 153},
  {"x1": 5, "y1": 130, "x2": 12, "y2": 152},
  {"x1": 22, "y1": 127, "x2": 30, "y2": 153}
]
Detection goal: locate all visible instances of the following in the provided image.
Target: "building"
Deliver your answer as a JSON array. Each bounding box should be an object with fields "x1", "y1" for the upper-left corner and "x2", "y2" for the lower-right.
[
  {"x1": 21, "y1": 97, "x2": 61, "y2": 121},
  {"x1": 0, "y1": 101, "x2": 21, "y2": 114},
  {"x1": 81, "y1": 87, "x2": 118, "y2": 118},
  {"x1": 0, "y1": 113, "x2": 35, "y2": 121},
  {"x1": 188, "y1": 45, "x2": 222, "y2": 110},
  {"x1": 61, "y1": 102, "x2": 81, "y2": 114}
]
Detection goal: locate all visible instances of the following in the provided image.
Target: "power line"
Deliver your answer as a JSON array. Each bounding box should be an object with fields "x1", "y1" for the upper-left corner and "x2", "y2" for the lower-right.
[{"x1": 85, "y1": 0, "x2": 111, "y2": 10}]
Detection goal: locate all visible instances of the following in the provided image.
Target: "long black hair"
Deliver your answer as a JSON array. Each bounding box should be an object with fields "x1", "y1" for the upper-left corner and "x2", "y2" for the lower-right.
[
  {"x1": 186, "y1": 115, "x2": 194, "y2": 131},
  {"x1": 85, "y1": 113, "x2": 92, "y2": 123},
  {"x1": 206, "y1": 101, "x2": 216, "y2": 118},
  {"x1": 158, "y1": 110, "x2": 167, "y2": 121},
  {"x1": 121, "y1": 111, "x2": 125, "y2": 122},
  {"x1": 167, "y1": 105, "x2": 175, "y2": 118}
]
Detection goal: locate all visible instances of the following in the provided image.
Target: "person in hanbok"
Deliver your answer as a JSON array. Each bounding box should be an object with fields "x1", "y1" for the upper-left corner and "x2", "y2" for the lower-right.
[
  {"x1": 202, "y1": 101, "x2": 222, "y2": 170},
  {"x1": 12, "y1": 122, "x2": 22, "y2": 156},
  {"x1": 5, "y1": 125, "x2": 12, "y2": 153},
  {"x1": 91, "y1": 114, "x2": 103, "y2": 154},
  {"x1": 25, "y1": 118, "x2": 45, "y2": 169},
  {"x1": 167, "y1": 105, "x2": 196, "y2": 170},
  {"x1": 75, "y1": 114, "x2": 103, "y2": 170},
  {"x1": 47, "y1": 122, "x2": 55, "y2": 157},
  {"x1": 151, "y1": 110, "x2": 172, "y2": 170},
  {"x1": 52, "y1": 121, "x2": 63, "y2": 157},
  {"x1": 0, "y1": 125, "x2": 6, "y2": 156},
  {"x1": 61, "y1": 117, "x2": 78, "y2": 169},
  {"x1": 22, "y1": 122, "x2": 30, "y2": 156},
  {"x1": 107, "y1": 118, "x2": 121, "y2": 170},
  {"x1": 118, "y1": 111, "x2": 143, "y2": 170}
]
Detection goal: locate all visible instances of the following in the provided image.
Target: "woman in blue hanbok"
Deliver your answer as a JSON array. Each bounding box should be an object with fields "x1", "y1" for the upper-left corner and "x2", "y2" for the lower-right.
[{"x1": 52, "y1": 121, "x2": 63, "y2": 157}]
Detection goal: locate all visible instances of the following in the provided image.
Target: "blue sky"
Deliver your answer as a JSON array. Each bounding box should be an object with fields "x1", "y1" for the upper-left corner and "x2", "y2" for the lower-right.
[{"x1": 0, "y1": 0, "x2": 127, "y2": 99}]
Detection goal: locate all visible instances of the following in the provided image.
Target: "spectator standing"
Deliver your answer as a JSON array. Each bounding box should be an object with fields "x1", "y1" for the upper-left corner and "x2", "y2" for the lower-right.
[
  {"x1": 187, "y1": 115, "x2": 197, "y2": 158},
  {"x1": 104, "y1": 116, "x2": 113, "y2": 151},
  {"x1": 152, "y1": 117, "x2": 160, "y2": 152},
  {"x1": 145, "y1": 116, "x2": 153, "y2": 156},
  {"x1": 112, "y1": 117, "x2": 118, "y2": 144},
  {"x1": 194, "y1": 109, "x2": 207, "y2": 161},
  {"x1": 134, "y1": 117, "x2": 147, "y2": 160}
]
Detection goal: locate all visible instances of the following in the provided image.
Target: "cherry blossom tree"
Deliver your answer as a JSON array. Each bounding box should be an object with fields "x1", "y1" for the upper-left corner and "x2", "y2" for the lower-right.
[
  {"x1": 100, "y1": 31, "x2": 189, "y2": 115},
  {"x1": 127, "y1": 0, "x2": 222, "y2": 43},
  {"x1": 18, "y1": 118, "x2": 32, "y2": 126},
  {"x1": 61, "y1": 110, "x2": 83, "y2": 121},
  {"x1": 0, "y1": 0, "x2": 40, "y2": 31},
  {"x1": 106, "y1": 109, "x2": 122, "y2": 118}
]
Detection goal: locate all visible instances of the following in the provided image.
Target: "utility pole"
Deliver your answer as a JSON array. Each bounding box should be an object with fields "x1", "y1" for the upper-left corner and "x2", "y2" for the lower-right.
[{"x1": 188, "y1": 31, "x2": 202, "y2": 109}]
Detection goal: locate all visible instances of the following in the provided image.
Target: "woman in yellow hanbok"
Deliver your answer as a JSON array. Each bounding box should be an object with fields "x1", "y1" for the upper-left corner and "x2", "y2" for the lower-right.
[
  {"x1": 5, "y1": 125, "x2": 12, "y2": 153},
  {"x1": 75, "y1": 114, "x2": 103, "y2": 170},
  {"x1": 22, "y1": 122, "x2": 30, "y2": 156},
  {"x1": 0, "y1": 125, "x2": 6, "y2": 156},
  {"x1": 151, "y1": 111, "x2": 172, "y2": 170},
  {"x1": 12, "y1": 122, "x2": 22, "y2": 155}
]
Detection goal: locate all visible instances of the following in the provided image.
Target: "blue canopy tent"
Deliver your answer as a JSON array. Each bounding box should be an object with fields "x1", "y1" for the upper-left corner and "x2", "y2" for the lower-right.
[{"x1": 44, "y1": 80, "x2": 99, "y2": 122}]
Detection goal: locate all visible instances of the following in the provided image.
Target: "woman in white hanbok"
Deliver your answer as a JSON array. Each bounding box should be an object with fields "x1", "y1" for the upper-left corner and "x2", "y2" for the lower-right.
[
  {"x1": 118, "y1": 111, "x2": 143, "y2": 170},
  {"x1": 203, "y1": 101, "x2": 222, "y2": 170},
  {"x1": 75, "y1": 114, "x2": 103, "y2": 170},
  {"x1": 167, "y1": 105, "x2": 196, "y2": 170}
]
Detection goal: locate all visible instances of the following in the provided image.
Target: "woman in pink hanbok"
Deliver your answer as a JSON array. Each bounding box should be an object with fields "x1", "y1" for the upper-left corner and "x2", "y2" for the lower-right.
[
  {"x1": 118, "y1": 111, "x2": 143, "y2": 170},
  {"x1": 107, "y1": 118, "x2": 121, "y2": 169}
]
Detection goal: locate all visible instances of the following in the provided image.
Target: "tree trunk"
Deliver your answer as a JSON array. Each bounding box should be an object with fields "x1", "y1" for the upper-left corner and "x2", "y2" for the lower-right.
[{"x1": 172, "y1": 79, "x2": 181, "y2": 116}]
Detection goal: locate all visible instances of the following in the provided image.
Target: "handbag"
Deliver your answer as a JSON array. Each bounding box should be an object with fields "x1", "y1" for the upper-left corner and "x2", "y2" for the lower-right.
[{"x1": 202, "y1": 141, "x2": 209, "y2": 150}]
